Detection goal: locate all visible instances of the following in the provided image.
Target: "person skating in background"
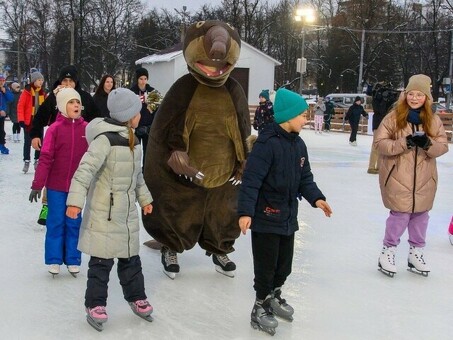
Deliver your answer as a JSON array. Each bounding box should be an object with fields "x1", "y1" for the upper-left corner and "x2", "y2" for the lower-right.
[
  {"x1": 93, "y1": 74, "x2": 115, "y2": 117},
  {"x1": 6, "y1": 82, "x2": 21, "y2": 143},
  {"x1": 252, "y1": 89, "x2": 274, "y2": 133},
  {"x1": 29, "y1": 65, "x2": 100, "y2": 226},
  {"x1": 238, "y1": 88, "x2": 332, "y2": 336},
  {"x1": 375, "y1": 74, "x2": 448, "y2": 278},
  {"x1": 367, "y1": 83, "x2": 399, "y2": 174},
  {"x1": 0, "y1": 74, "x2": 14, "y2": 154},
  {"x1": 17, "y1": 71, "x2": 47, "y2": 173},
  {"x1": 29, "y1": 88, "x2": 88, "y2": 277},
  {"x1": 313, "y1": 97, "x2": 325, "y2": 134},
  {"x1": 130, "y1": 67, "x2": 157, "y2": 166},
  {"x1": 66, "y1": 88, "x2": 154, "y2": 331},
  {"x1": 344, "y1": 96, "x2": 368, "y2": 146},
  {"x1": 323, "y1": 97, "x2": 335, "y2": 132}
]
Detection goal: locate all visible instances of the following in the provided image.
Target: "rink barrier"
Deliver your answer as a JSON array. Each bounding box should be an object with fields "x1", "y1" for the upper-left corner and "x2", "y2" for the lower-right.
[{"x1": 248, "y1": 106, "x2": 453, "y2": 142}]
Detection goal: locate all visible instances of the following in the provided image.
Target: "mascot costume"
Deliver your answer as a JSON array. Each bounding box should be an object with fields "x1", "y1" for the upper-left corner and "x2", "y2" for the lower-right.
[{"x1": 143, "y1": 20, "x2": 250, "y2": 279}]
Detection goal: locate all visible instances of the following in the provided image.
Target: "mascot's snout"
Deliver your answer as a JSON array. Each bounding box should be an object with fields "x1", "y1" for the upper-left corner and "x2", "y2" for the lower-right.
[{"x1": 204, "y1": 25, "x2": 230, "y2": 60}]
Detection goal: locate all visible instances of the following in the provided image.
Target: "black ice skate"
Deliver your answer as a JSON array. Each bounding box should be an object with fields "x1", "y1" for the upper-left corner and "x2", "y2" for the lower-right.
[
  {"x1": 407, "y1": 246, "x2": 430, "y2": 277},
  {"x1": 270, "y1": 288, "x2": 294, "y2": 322},
  {"x1": 250, "y1": 296, "x2": 278, "y2": 336},
  {"x1": 206, "y1": 252, "x2": 236, "y2": 278},
  {"x1": 161, "y1": 247, "x2": 180, "y2": 279}
]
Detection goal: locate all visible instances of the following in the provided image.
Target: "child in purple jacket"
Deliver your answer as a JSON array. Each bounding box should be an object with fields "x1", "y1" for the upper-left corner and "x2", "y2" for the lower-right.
[{"x1": 29, "y1": 88, "x2": 88, "y2": 276}]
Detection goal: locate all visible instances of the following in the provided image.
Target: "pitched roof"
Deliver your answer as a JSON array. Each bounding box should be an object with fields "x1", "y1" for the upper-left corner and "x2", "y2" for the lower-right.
[{"x1": 135, "y1": 41, "x2": 281, "y2": 66}]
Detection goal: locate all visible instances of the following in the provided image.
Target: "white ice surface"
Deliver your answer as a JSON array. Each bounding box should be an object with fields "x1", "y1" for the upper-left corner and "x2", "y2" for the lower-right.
[{"x1": 0, "y1": 120, "x2": 452, "y2": 340}]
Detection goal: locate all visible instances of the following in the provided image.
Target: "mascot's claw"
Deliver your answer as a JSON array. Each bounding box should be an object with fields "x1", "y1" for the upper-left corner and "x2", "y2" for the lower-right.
[
  {"x1": 181, "y1": 171, "x2": 205, "y2": 182},
  {"x1": 229, "y1": 161, "x2": 246, "y2": 186},
  {"x1": 229, "y1": 177, "x2": 242, "y2": 186}
]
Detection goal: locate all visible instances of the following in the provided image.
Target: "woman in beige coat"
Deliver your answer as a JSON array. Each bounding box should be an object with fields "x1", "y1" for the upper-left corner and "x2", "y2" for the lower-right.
[{"x1": 374, "y1": 74, "x2": 448, "y2": 277}]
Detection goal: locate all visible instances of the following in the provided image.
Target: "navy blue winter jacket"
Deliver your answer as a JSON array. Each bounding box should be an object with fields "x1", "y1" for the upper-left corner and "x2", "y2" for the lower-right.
[{"x1": 238, "y1": 122, "x2": 325, "y2": 235}]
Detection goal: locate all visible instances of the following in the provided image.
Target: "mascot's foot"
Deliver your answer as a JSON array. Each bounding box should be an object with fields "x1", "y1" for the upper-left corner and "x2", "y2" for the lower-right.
[
  {"x1": 206, "y1": 252, "x2": 236, "y2": 278},
  {"x1": 161, "y1": 247, "x2": 180, "y2": 280},
  {"x1": 143, "y1": 239, "x2": 163, "y2": 250}
]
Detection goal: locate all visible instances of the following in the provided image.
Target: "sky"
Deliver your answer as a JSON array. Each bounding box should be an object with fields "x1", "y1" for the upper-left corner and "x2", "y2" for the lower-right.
[{"x1": 0, "y1": 120, "x2": 452, "y2": 339}]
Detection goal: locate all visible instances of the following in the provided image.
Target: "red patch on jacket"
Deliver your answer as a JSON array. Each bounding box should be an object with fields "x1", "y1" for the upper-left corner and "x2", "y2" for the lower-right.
[{"x1": 264, "y1": 206, "x2": 281, "y2": 216}]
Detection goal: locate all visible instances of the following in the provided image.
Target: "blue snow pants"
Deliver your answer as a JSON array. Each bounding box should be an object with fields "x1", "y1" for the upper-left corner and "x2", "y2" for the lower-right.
[{"x1": 45, "y1": 189, "x2": 82, "y2": 266}]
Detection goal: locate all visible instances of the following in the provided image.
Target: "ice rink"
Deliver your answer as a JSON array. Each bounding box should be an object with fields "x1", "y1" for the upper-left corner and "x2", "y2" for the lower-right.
[{"x1": 0, "y1": 119, "x2": 452, "y2": 340}]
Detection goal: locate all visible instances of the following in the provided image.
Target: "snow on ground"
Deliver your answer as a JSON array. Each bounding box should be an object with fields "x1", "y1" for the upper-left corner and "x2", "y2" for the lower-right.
[{"x1": 0, "y1": 120, "x2": 452, "y2": 340}]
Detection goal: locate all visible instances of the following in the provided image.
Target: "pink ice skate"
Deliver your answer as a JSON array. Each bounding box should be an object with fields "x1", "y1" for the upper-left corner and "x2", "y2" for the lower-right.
[
  {"x1": 129, "y1": 299, "x2": 154, "y2": 322},
  {"x1": 86, "y1": 306, "x2": 108, "y2": 331}
]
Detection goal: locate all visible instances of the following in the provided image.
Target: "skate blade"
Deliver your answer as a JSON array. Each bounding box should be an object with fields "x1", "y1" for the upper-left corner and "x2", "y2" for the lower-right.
[
  {"x1": 378, "y1": 267, "x2": 395, "y2": 278},
  {"x1": 449, "y1": 234, "x2": 453, "y2": 246},
  {"x1": 49, "y1": 272, "x2": 59, "y2": 278},
  {"x1": 86, "y1": 316, "x2": 104, "y2": 332},
  {"x1": 70, "y1": 272, "x2": 78, "y2": 278},
  {"x1": 250, "y1": 320, "x2": 276, "y2": 336},
  {"x1": 215, "y1": 265, "x2": 235, "y2": 278},
  {"x1": 163, "y1": 269, "x2": 176, "y2": 280},
  {"x1": 407, "y1": 265, "x2": 429, "y2": 277},
  {"x1": 378, "y1": 262, "x2": 395, "y2": 278},
  {"x1": 132, "y1": 312, "x2": 154, "y2": 322}
]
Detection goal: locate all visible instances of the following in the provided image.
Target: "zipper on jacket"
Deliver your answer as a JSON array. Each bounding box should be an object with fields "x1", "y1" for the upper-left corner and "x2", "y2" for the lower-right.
[
  {"x1": 126, "y1": 150, "x2": 135, "y2": 259},
  {"x1": 412, "y1": 149, "x2": 418, "y2": 213},
  {"x1": 66, "y1": 119, "x2": 75, "y2": 189},
  {"x1": 384, "y1": 165, "x2": 395, "y2": 186},
  {"x1": 108, "y1": 193, "x2": 114, "y2": 221}
]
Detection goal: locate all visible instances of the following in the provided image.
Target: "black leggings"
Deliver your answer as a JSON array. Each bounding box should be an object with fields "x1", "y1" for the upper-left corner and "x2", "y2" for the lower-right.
[
  {"x1": 12, "y1": 122, "x2": 21, "y2": 134},
  {"x1": 85, "y1": 255, "x2": 147, "y2": 308},
  {"x1": 349, "y1": 123, "x2": 359, "y2": 142}
]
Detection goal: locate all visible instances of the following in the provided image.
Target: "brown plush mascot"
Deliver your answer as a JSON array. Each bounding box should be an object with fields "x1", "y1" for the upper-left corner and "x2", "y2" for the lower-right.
[{"x1": 142, "y1": 20, "x2": 250, "y2": 279}]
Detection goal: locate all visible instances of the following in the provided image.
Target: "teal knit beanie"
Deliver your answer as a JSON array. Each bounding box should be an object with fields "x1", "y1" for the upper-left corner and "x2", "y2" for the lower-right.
[
  {"x1": 273, "y1": 89, "x2": 309, "y2": 124},
  {"x1": 259, "y1": 89, "x2": 270, "y2": 101}
]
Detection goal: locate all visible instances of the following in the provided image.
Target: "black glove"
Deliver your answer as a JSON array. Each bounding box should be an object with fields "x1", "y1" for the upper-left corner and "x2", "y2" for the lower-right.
[
  {"x1": 29, "y1": 189, "x2": 41, "y2": 203},
  {"x1": 412, "y1": 133, "x2": 431, "y2": 150},
  {"x1": 406, "y1": 135, "x2": 416, "y2": 149},
  {"x1": 19, "y1": 121, "x2": 26, "y2": 128}
]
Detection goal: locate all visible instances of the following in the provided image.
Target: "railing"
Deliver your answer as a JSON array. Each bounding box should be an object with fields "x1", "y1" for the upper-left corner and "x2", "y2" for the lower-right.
[{"x1": 248, "y1": 105, "x2": 453, "y2": 142}]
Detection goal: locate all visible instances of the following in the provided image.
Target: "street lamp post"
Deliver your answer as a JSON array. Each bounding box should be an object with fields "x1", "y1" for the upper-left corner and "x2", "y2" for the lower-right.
[
  {"x1": 295, "y1": 8, "x2": 315, "y2": 96},
  {"x1": 357, "y1": 28, "x2": 365, "y2": 93}
]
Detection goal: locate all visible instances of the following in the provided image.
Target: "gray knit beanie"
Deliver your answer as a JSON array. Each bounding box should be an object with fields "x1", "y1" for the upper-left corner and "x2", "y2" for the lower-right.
[
  {"x1": 107, "y1": 88, "x2": 142, "y2": 123},
  {"x1": 30, "y1": 71, "x2": 44, "y2": 84}
]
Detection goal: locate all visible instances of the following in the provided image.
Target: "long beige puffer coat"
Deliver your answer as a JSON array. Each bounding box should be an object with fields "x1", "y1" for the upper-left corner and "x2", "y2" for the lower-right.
[
  {"x1": 374, "y1": 111, "x2": 448, "y2": 213},
  {"x1": 67, "y1": 118, "x2": 153, "y2": 259}
]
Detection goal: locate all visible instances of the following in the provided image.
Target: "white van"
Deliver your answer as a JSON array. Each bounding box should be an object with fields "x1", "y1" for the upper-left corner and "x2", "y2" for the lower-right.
[{"x1": 325, "y1": 93, "x2": 371, "y2": 108}]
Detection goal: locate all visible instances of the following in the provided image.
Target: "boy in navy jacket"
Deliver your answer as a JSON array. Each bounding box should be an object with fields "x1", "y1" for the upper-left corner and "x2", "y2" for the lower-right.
[{"x1": 238, "y1": 88, "x2": 332, "y2": 335}]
